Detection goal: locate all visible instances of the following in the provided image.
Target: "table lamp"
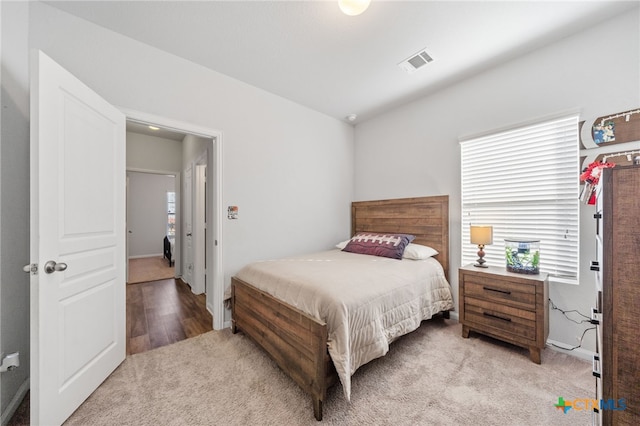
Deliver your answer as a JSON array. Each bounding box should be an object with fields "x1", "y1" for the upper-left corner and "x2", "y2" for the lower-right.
[{"x1": 470, "y1": 225, "x2": 493, "y2": 268}]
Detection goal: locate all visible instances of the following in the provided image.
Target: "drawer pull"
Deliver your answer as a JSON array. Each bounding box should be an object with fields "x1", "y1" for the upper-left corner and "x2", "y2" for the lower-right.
[
  {"x1": 483, "y1": 286, "x2": 511, "y2": 295},
  {"x1": 483, "y1": 312, "x2": 512, "y2": 322}
]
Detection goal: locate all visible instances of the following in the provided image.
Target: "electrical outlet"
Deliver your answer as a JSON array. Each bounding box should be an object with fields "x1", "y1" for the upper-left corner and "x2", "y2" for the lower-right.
[{"x1": 0, "y1": 352, "x2": 19, "y2": 373}]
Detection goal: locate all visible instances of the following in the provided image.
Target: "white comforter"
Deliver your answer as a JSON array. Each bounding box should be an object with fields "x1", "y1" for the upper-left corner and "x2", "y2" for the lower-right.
[{"x1": 234, "y1": 249, "x2": 454, "y2": 400}]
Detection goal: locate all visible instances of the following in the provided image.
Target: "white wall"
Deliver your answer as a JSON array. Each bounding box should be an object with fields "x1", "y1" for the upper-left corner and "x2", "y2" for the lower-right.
[
  {"x1": 354, "y1": 9, "x2": 640, "y2": 354},
  {"x1": 0, "y1": 1, "x2": 30, "y2": 421},
  {"x1": 127, "y1": 172, "x2": 175, "y2": 258},
  {"x1": 182, "y1": 134, "x2": 209, "y2": 170},
  {"x1": 127, "y1": 131, "x2": 183, "y2": 173}
]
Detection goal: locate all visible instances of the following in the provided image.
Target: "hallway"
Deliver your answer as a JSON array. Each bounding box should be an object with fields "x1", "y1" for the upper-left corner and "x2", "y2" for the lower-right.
[{"x1": 127, "y1": 278, "x2": 212, "y2": 355}]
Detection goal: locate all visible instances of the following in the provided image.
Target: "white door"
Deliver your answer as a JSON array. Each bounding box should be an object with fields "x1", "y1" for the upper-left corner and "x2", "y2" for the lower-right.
[
  {"x1": 183, "y1": 166, "x2": 193, "y2": 285},
  {"x1": 193, "y1": 164, "x2": 207, "y2": 294},
  {"x1": 29, "y1": 51, "x2": 126, "y2": 425},
  {"x1": 126, "y1": 175, "x2": 131, "y2": 282}
]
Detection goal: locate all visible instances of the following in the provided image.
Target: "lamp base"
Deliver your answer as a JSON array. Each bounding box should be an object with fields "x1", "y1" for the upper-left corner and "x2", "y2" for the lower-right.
[{"x1": 474, "y1": 245, "x2": 488, "y2": 268}]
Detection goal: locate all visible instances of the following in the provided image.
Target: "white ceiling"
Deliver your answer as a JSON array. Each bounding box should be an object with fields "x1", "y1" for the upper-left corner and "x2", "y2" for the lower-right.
[{"x1": 47, "y1": 1, "x2": 638, "y2": 124}]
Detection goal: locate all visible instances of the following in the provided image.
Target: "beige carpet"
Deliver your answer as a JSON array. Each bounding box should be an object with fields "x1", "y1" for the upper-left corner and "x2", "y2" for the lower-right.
[
  {"x1": 65, "y1": 320, "x2": 592, "y2": 425},
  {"x1": 128, "y1": 256, "x2": 175, "y2": 284}
]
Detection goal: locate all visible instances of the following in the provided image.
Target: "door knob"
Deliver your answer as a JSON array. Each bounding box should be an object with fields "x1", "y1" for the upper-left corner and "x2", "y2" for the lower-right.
[
  {"x1": 23, "y1": 264, "x2": 37, "y2": 274},
  {"x1": 186, "y1": 233, "x2": 192, "y2": 236},
  {"x1": 44, "y1": 260, "x2": 67, "y2": 274}
]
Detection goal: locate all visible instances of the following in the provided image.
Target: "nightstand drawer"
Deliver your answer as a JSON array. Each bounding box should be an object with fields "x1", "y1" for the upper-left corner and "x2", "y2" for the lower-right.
[
  {"x1": 465, "y1": 297, "x2": 536, "y2": 340},
  {"x1": 464, "y1": 277, "x2": 535, "y2": 310}
]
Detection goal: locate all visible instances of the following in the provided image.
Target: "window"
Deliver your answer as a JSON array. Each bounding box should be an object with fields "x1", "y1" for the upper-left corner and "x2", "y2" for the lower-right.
[
  {"x1": 167, "y1": 191, "x2": 176, "y2": 237},
  {"x1": 460, "y1": 114, "x2": 580, "y2": 284}
]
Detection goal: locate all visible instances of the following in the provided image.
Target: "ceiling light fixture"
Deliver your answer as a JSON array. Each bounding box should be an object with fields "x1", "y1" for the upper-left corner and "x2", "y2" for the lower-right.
[
  {"x1": 339, "y1": 0, "x2": 371, "y2": 16},
  {"x1": 148, "y1": 125, "x2": 160, "y2": 131},
  {"x1": 346, "y1": 114, "x2": 358, "y2": 122}
]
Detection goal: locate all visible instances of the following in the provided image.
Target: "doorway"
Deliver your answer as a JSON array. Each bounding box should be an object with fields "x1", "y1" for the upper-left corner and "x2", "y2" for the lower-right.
[
  {"x1": 122, "y1": 108, "x2": 224, "y2": 331},
  {"x1": 126, "y1": 170, "x2": 177, "y2": 284}
]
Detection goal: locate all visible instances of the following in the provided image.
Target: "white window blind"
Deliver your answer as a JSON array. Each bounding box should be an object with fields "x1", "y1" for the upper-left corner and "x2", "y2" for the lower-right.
[{"x1": 460, "y1": 115, "x2": 580, "y2": 283}]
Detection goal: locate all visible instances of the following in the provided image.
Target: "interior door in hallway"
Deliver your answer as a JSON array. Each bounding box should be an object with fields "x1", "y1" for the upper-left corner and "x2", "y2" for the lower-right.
[
  {"x1": 192, "y1": 163, "x2": 206, "y2": 295},
  {"x1": 183, "y1": 166, "x2": 193, "y2": 285}
]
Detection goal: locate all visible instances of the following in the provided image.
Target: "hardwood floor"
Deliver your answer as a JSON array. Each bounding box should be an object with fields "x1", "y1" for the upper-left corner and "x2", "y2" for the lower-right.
[
  {"x1": 127, "y1": 278, "x2": 213, "y2": 355},
  {"x1": 8, "y1": 278, "x2": 212, "y2": 425}
]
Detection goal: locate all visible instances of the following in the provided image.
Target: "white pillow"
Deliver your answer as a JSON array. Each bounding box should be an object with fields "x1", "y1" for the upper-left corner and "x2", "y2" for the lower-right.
[
  {"x1": 402, "y1": 243, "x2": 438, "y2": 260},
  {"x1": 336, "y1": 240, "x2": 350, "y2": 250}
]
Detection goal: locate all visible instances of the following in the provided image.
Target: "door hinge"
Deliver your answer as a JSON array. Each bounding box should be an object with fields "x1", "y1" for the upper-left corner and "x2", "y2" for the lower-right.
[{"x1": 22, "y1": 263, "x2": 38, "y2": 275}]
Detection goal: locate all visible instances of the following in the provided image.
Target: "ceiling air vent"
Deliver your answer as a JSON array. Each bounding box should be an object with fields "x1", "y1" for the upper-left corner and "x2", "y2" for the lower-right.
[{"x1": 398, "y1": 49, "x2": 433, "y2": 74}]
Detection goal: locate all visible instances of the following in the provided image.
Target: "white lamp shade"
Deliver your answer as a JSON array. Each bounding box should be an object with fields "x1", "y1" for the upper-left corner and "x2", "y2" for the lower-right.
[
  {"x1": 470, "y1": 225, "x2": 493, "y2": 245},
  {"x1": 339, "y1": 0, "x2": 371, "y2": 16}
]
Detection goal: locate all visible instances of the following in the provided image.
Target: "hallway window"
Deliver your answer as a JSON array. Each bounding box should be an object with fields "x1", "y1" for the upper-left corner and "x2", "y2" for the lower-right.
[{"x1": 167, "y1": 192, "x2": 176, "y2": 237}]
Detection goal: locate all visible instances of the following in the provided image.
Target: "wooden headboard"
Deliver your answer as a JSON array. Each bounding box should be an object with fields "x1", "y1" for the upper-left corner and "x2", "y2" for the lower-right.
[{"x1": 351, "y1": 195, "x2": 450, "y2": 279}]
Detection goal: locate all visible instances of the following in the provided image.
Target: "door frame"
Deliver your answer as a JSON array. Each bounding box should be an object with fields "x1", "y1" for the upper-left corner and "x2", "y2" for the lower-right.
[{"x1": 120, "y1": 108, "x2": 224, "y2": 330}]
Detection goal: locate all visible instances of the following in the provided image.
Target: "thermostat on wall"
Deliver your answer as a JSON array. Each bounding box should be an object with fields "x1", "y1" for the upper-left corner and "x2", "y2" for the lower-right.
[{"x1": 228, "y1": 206, "x2": 238, "y2": 219}]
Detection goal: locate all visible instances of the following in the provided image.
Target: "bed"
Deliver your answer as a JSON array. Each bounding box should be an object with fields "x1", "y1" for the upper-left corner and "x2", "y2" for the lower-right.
[
  {"x1": 163, "y1": 235, "x2": 175, "y2": 266},
  {"x1": 231, "y1": 195, "x2": 452, "y2": 420}
]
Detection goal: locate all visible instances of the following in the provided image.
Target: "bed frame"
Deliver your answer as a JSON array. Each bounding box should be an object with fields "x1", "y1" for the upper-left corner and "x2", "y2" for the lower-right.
[{"x1": 231, "y1": 195, "x2": 449, "y2": 420}]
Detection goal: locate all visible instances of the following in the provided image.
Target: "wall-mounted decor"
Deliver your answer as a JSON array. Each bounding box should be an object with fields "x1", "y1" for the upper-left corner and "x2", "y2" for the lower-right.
[
  {"x1": 579, "y1": 160, "x2": 616, "y2": 205},
  {"x1": 580, "y1": 108, "x2": 640, "y2": 149}
]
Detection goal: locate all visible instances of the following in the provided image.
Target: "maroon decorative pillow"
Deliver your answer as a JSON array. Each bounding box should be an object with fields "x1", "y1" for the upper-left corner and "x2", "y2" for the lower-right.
[{"x1": 342, "y1": 233, "x2": 415, "y2": 259}]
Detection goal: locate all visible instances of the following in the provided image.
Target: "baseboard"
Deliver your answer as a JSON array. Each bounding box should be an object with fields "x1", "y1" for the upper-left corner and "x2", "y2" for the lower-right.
[
  {"x1": 546, "y1": 338, "x2": 596, "y2": 361},
  {"x1": 1, "y1": 377, "x2": 29, "y2": 426},
  {"x1": 128, "y1": 253, "x2": 163, "y2": 260}
]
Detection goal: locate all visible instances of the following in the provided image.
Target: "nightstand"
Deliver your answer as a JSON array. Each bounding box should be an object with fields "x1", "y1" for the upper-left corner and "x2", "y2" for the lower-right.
[{"x1": 459, "y1": 264, "x2": 549, "y2": 364}]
